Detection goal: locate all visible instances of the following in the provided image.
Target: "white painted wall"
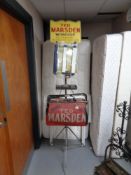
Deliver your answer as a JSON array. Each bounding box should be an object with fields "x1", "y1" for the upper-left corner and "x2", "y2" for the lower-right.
[
  {"x1": 16, "y1": 0, "x2": 43, "y2": 41},
  {"x1": 16, "y1": 0, "x2": 44, "y2": 135},
  {"x1": 82, "y1": 22, "x2": 112, "y2": 45}
]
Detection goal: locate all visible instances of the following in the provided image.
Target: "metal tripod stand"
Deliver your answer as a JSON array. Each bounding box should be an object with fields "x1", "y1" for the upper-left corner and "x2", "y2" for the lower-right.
[{"x1": 54, "y1": 74, "x2": 84, "y2": 175}]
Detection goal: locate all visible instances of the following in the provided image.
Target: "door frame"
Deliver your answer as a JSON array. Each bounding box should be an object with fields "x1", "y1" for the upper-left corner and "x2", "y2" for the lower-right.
[{"x1": 0, "y1": 0, "x2": 41, "y2": 148}]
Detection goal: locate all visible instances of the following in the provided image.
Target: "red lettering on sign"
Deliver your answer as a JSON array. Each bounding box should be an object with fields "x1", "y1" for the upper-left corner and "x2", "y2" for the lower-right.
[
  {"x1": 51, "y1": 27, "x2": 56, "y2": 32},
  {"x1": 77, "y1": 28, "x2": 80, "y2": 32},
  {"x1": 51, "y1": 27, "x2": 81, "y2": 33}
]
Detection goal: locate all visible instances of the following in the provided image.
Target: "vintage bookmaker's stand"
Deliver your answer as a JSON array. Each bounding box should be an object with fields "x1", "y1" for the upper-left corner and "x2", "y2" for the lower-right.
[{"x1": 46, "y1": 21, "x2": 88, "y2": 174}]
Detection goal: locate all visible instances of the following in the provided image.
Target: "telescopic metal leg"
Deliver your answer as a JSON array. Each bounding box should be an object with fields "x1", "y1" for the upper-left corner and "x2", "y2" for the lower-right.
[
  {"x1": 81, "y1": 126, "x2": 86, "y2": 146},
  {"x1": 49, "y1": 126, "x2": 54, "y2": 146},
  {"x1": 63, "y1": 126, "x2": 68, "y2": 175}
]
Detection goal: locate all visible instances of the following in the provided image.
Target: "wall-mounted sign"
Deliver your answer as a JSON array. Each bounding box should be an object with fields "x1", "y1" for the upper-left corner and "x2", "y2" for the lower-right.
[{"x1": 50, "y1": 20, "x2": 81, "y2": 44}]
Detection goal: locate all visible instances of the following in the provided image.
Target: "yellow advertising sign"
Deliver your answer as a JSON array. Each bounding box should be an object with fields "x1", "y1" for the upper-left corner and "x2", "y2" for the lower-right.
[{"x1": 50, "y1": 20, "x2": 81, "y2": 44}]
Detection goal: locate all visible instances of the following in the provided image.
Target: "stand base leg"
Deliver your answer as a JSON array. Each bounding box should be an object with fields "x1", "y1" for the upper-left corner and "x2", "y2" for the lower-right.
[
  {"x1": 49, "y1": 127, "x2": 54, "y2": 146},
  {"x1": 81, "y1": 126, "x2": 86, "y2": 146}
]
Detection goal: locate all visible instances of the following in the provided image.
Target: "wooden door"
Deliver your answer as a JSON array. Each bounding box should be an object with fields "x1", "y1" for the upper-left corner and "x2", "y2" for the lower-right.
[
  {"x1": 0, "y1": 9, "x2": 33, "y2": 175},
  {"x1": 0, "y1": 116, "x2": 14, "y2": 175},
  {"x1": 0, "y1": 63, "x2": 14, "y2": 175}
]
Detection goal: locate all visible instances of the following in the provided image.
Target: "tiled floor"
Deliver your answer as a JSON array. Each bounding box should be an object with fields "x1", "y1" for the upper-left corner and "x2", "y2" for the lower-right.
[{"x1": 26, "y1": 139, "x2": 131, "y2": 175}]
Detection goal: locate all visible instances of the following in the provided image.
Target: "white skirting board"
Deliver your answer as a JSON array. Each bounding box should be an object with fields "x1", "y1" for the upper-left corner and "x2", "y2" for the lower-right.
[
  {"x1": 42, "y1": 40, "x2": 91, "y2": 140},
  {"x1": 111, "y1": 32, "x2": 131, "y2": 157},
  {"x1": 90, "y1": 34, "x2": 123, "y2": 156}
]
